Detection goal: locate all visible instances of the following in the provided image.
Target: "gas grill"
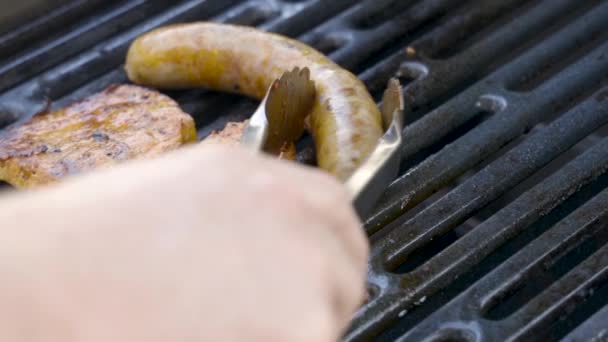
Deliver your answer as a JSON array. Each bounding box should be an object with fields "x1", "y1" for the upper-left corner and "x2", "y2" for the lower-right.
[{"x1": 1, "y1": 0, "x2": 607, "y2": 340}]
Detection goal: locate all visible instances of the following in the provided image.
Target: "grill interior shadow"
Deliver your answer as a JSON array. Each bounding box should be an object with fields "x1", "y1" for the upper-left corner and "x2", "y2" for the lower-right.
[
  {"x1": 485, "y1": 229, "x2": 608, "y2": 321},
  {"x1": 481, "y1": 171, "x2": 608, "y2": 320},
  {"x1": 376, "y1": 171, "x2": 608, "y2": 341},
  {"x1": 400, "y1": 109, "x2": 493, "y2": 173},
  {"x1": 544, "y1": 278, "x2": 608, "y2": 341},
  {"x1": 0, "y1": 181, "x2": 14, "y2": 191}
]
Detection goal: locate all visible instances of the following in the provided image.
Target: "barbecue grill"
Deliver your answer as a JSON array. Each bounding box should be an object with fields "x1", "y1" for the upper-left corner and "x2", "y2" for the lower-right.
[{"x1": 1, "y1": 0, "x2": 607, "y2": 340}]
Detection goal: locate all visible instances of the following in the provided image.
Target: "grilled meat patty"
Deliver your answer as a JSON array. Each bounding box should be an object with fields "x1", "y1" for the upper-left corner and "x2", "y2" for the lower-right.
[
  {"x1": 0, "y1": 84, "x2": 197, "y2": 188},
  {"x1": 202, "y1": 121, "x2": 247, "y2": 146},
  {"x1": 202, "y1": 120, "x2": 296, "y2": 160}
]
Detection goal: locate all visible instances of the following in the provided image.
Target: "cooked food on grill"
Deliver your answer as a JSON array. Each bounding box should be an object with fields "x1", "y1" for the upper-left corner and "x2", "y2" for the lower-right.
[
  {"x1": 125, "y1": 22, "x2": 383, "y2": 181},
  {"x1": 203, "y1": 121, "x2": 247, "y2": 147},
  {"x1": 0, "y1": 84, "x2": 197, "y2": 188},
  {"x1": 202, "y1": 120, "x2": 296, "y2": 160}
]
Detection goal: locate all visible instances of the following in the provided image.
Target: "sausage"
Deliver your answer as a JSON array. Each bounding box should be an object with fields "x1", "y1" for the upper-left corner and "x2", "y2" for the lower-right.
[{"x1": 125, "y1": 22, "x2": 383, "y2": 181}]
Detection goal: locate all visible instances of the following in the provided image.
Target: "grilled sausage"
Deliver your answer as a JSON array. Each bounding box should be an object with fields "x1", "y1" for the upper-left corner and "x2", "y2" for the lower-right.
[{"x1": 125, "y1": 22, "x2": 383, "y2": 181}]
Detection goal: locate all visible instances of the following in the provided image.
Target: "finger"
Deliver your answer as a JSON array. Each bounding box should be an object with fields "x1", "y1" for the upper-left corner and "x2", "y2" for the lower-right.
[
  {"x1": 312, "y1": 223, "x2": 368, "y2": 334},
  {"x1": 218, "y1": 147, "x2": 369, "y2": 266},
  {"x1": 283, "y1": 166, "x2": 370, "y2": 269},
  {"x1": 194, "y1": 144, "x2": 370, "y2": 269}
]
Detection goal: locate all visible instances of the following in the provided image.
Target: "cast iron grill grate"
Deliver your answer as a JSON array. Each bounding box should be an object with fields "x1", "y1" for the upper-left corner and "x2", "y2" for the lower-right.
[{"x1": 1, "y1": 0, "x2": 607, "y2": 341}]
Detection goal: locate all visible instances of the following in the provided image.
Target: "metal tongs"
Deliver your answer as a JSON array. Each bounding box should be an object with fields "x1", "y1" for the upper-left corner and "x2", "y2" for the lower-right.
[
  {"x1": 240, "y1": 67, "x2": 315, "y2": 154},
  {"x1": 346, "y1": 78, "x2": 404, "y2": 217},
  {"x1": 241, "y1": 68, "x2": 404, "y2": 218}
]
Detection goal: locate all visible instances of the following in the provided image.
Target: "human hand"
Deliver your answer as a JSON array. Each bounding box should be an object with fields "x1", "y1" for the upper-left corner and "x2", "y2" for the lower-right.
[{"x1": 0, "y1": 144, "x2": 369, "y2": 342}]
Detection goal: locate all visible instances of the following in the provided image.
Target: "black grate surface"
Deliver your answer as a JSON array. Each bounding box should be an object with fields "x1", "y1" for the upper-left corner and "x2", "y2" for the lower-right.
[{"x1": 1, "y1": 0, "x2": 607, "y2": 341}]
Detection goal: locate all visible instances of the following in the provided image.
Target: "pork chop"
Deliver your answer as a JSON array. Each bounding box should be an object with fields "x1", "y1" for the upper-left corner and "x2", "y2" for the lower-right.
[{"x1": 0, "y1": 84, "x2": 197, "y2": 188}]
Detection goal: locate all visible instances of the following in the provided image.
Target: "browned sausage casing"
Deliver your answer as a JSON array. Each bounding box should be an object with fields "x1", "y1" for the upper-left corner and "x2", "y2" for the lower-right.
[{"x1": 125, "y1": 22, "x2": 383, "y2": 181}]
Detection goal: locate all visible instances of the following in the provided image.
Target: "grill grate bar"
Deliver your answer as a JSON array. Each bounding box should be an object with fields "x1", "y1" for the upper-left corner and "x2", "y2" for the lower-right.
[
  {"x1": 49, "y1": 0, "x2": 364, "y2": 127},
  {"x1": 412, "y1": 0, "x2": 605, "y2": 163},
  {"x1": 562, "y1": 304, "x2": 608, "y2": 341},
  {"x1": 297, "y1": 0, "x2": 400, "y2": 46},
  {"x1": 41, "y1": 0, "x2": 240, "y2": 101},
  {"x1": 0, "y1": 0, "x2": 365, "y2": 127},
  {"x1": 0, "y1": 0, "x2": 112, "y2": 57},
  {"x1": 0, "y1": 0, "x2": 177, "y2": 93},
  {"x1": 323, "y1": 0, "x2": 463, "y2": 70},
  {"x1": 400, "y1": 187, "x2": 608, "y2": 341},
  {"x1": 52, "y1": 0, "x2": 338, "y2": 109},
  {"x1": 378, "y1": 87, "x2": 608, "y2": 268},
  {"x1": 418, "y1": 0, "x2": 536, "y2": 59},
  {"x1": 364, "y1": 7, "x2": 608, "y2": 233},
  {"x1": 505, "y1": 245, "x2": 608, "y2": 341},
  {"x1": 359, "y1": 0, "x2": 584, "y2": 115},
  {"x1": 262, "y1": 0, "x2": 360, "y2": 37},
  {"x1": 54, "y1": 69, "x2": 129, "y2": 108},
  {"x1": 0, "y1": 0, "x2": 241, "y2": 125},
  {"x1": 1, "y1": 1, "x2": 607, "y2": 339},
  {"x1": 349, "y1": 135, "x2": 608, "y2": 340},
  {"x1": 218, "y1": 2, "x2": 280, "y2": 27},
  {"x1": 346, "y1": 0, "x2": 419, "y2": 29}
]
